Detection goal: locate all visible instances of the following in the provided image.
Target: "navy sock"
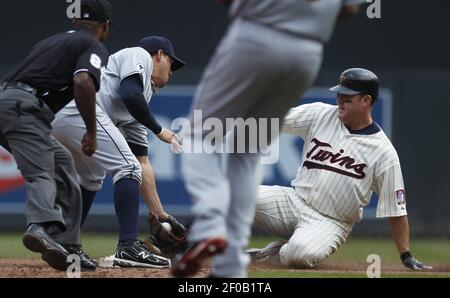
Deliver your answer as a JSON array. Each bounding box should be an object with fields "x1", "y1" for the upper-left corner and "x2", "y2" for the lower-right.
[
  {"x1": 114, "y1": 178, "x2": 140, "y2": 243},
  {"x1": 80, "y1": 186, "x2": 97, "y2": 227}
]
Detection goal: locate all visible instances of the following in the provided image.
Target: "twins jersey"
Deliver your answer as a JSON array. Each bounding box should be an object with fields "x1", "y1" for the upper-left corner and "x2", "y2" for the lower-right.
[
  {"x1": 96, "y1": 47, "x2": 154, "y2": 126},
  {"x1": 282, "y1": 102, "x2": 407, "y2": 223},
  {"x1": 229, "y1": 0, "x2": 366, "y2": 43}
]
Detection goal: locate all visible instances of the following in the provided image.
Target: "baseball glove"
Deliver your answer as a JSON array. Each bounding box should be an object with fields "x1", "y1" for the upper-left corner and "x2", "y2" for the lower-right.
[{"x1": 144, "y1": 211, "x2": 188, "y2": 259}]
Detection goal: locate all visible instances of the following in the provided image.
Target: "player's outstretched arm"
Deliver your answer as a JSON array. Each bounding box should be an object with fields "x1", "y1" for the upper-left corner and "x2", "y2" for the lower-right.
[
  {"x1": 388, "y1": 216, "x2": 432, "y2": 271},
  {"x1": 119, "y1": 74, "x2": 164, "y2": 135},
  {"x1": 136, "y1": 155, "x2": 187, "y2": 231},
  {"x1": 136, "y1": 155, "x2": 169, "y2": 220},
  {"x1": 119, "y1": 75, "x2": 180, "y2": 146},
  {"x1": 73, "y1": 72, "x2": 97, "y2": 156},
  {"x1": 136, "y1": 154, "x2": 188, "y2": 257}
]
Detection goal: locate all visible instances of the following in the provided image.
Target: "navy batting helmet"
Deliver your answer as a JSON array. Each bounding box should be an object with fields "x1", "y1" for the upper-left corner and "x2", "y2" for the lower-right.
[{"x1": 329, "y1": 68, "x2": 379, "y2": 102}]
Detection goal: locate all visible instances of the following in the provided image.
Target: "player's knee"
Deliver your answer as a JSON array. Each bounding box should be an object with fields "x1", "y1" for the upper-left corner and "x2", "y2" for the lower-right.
[
  {"x1": 55, "y1": 144, "x2": 76, "y2": 167},
  {"x1": 80, "y1": 179, "x2": 104, "y2": 192},
  {"x1": 112, "y1": 160, "x2": 142, "y2": 184},
  {"x1": 253, "y1": 186, "x2": 273, "y2": 225},
  {"x1": 281, "y1": 242, "x2": 323, "y2": 268},
  {"x1": 254, "y1": 192, "x2": 265, "y2": 212}
]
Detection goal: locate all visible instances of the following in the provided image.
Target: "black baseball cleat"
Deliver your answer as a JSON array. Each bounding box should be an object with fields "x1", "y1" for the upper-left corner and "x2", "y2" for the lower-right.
[
  {"x1": 171, "y1": 237, "x2": 227, "y2": 278},
  {"x1": 113, "y1": 240, "x2": 170, "y2": 268},
  {"x1": 22, "y1": 223, "x2": 71, "y2": 271},
  {"x1": 62, "y1": 244, "x2": 97, "y2": 271}
]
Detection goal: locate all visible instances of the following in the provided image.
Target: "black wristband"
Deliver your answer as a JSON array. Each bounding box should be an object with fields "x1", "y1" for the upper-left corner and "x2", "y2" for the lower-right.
[{"x1": 400, "y1": 251, "x2": 412, "y2": 262}]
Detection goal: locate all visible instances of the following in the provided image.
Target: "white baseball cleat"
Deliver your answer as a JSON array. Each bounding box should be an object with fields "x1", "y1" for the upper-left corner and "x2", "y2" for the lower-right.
[{"x1": 247, "y1": 240, "x2": 286, "y2": 263}]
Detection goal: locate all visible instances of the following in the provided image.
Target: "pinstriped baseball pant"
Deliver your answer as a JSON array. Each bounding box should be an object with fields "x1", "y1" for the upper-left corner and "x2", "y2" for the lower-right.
[{"x1": 254, "y1": 185, "x2": 353, "y2": 268}]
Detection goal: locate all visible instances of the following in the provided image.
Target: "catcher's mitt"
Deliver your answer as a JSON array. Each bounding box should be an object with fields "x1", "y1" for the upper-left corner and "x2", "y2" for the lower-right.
[{"x1": 144, "y1": 212, "x2": 188, "y2": 258}]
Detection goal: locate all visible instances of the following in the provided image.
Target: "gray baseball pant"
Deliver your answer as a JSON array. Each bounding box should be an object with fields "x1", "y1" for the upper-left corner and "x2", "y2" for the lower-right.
[{"x1": 0, "y1": 88, "x2": 82, "y2": 245}]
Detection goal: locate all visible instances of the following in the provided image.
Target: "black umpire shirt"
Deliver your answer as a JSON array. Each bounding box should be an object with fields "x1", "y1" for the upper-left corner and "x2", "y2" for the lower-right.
[{"x1": 2, "y1": 29, "x2": 109, "y2": 113}]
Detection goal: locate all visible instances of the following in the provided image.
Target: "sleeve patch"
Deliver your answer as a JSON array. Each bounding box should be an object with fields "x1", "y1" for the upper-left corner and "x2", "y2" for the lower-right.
[
  {"x1": 90, "y1": 53, "x2": 102, "y2": 69},
  {"x1": 396, "y1": 190, "x2": 406, "y2": 205}
]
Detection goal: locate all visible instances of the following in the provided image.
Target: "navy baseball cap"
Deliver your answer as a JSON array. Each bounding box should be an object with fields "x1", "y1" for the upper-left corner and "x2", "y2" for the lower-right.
[
  {"x1": 76, "y1": 0, "x2": 113, "y2": 24},
  {"x1": 329, "y1": 68, "x2": 379, "y2": 100},
  {"x1": 138, "y1": 36, "x2": 186, "y2": 71}
]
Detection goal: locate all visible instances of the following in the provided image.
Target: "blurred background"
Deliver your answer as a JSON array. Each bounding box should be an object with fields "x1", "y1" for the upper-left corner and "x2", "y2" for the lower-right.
[{"x1": 0, "y1": 0, "x2": 449, "y2": 238}]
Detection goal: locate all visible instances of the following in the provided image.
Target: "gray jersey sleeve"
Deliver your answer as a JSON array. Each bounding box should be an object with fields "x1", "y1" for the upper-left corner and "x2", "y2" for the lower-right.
[{"x1": 117, "y1": 47, "x2": 153, "y2": 88}]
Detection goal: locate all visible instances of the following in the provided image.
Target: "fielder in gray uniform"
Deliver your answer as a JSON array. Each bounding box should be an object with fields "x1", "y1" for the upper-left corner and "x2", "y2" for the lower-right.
[
  {"x1": 248, "y1": 68, "x2": 431, "y2": 271},
  {"x1": 172, "y1": 0, "x2": 366, "y2": 278},
  {"x1": 52, "y1": 36, "x2": 186, "y2": 268}
]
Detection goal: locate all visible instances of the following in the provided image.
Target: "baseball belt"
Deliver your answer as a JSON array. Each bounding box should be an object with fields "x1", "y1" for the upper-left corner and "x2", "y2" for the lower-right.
[{"x1": 0, "y1": 81, "x2": 37, "y2": 96}]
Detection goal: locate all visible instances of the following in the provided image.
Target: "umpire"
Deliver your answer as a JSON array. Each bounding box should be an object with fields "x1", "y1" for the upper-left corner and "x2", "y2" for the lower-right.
[{"x1": 0, "y1": 0, "x2": 111, "y2": 271}]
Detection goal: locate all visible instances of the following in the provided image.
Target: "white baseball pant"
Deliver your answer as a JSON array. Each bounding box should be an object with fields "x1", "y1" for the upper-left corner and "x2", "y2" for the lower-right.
[{"x1": 254, "y1": 185, "x2": 353, "y2": 268}]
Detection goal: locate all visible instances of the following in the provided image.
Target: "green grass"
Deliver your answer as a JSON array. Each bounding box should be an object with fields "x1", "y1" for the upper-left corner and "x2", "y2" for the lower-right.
[
  {"x1": 0, "y1": 232, "x2": 120, "y2": 258},
  {"x1": 1, "y1": 233, "x2": 449, "y2": 278},
  {"x1": 247, "y1": 236, "x2": 450, "y2": 278},
  {"x1": 323, "y1": 237, "x2": 450, "y2": 264},
  {"x1": 249, "y1": 235, "x2": 450, "y2": 263}
]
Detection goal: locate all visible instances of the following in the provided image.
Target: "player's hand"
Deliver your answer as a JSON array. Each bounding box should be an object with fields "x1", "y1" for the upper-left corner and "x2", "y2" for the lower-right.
[
  {"x1": 160, "y1": 214, "x2": 187, "y2": 239},
  {"x1": 402, "y1": 256, "x2": 433, "y2": 271},
  {"x1": 170, "y1": 133, "x2": 183, "y2": 154},
  {"x1": 144, "y1": 212, "x2": 188, "y2": 258},
  {"x1": 81, "y1": 131, "x2": 97, "y2": 156},
  {"x1": 157, "y1": 128, "x2": 179, "y2": 145},
  {"x1": 156, "y1": 128, "x2": 174, "y2": 144}
]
